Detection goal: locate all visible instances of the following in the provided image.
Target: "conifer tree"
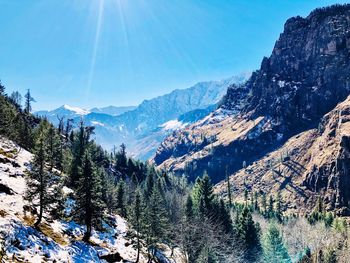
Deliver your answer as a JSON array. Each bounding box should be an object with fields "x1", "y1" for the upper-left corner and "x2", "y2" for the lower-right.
[
  {"x1": 9, "y1": 91, "x2": 22, "y2": 107},
  {"x1": 275, "y1": 192, "x2": 283, "y2": 222},
  {"x1": 70, "y1": 122, "x2": 93, "y2": 187},
  {"x1": 47, "y1": 125, "x2": 62, "y2": 172},
  {"x1": 144, "y1": 169, "x2": 155, "y2": 200},
  {"x1": 268, "y1": 195, "x2": 274, "y2": 218},
  {"x1": 129, "y1": 188, "x2": 143, "y2": 263},
  {"x1": 261, "y1": 193, "x2": 267, "y2": 215},
  {"x1": 25, "y1": 120, "x2": 58, "y2": 227},
  {"x1": 116, "y1": 179, "x2": 127, "y2": 218},
  {"x1": 24, "y1": 89, "x2": 35, "y2": 114},
  {"x1": 235, "y1": 205, "x2": 261, "y2": 261},
  {"x1": 185, "y1": 195, "x2": 194, "y2": 219},
  {"x1": 262, "y1": 223, "x2": 291, "y2": 263},
  {"x1": 225, "y1": 167, "x2": 233, "y2": 208},
  {"x1": 254, "y1": 191, "x2": 259, "y2": 211},
  {"x1": 144, "y1": 185, "x2": 169, "y2": 260},
  {"x1": 217, "y1": 199, "x2": 233, "y2": 234},
  {"x1": 102, "y1": 172, "x2": 117, "y2": 214},
  {"x1": 198, "y1": 172, "x2": 214, "y2": 217},
  {"x1": 75, "y1": 152, "x2": 106, "y2": 242}
]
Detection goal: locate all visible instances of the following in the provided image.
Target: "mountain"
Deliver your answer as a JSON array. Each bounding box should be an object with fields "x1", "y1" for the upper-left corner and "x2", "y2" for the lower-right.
[
  {"x1": 90, "y1": 105, "x2": 136, "y2": 116},
  {"x1": 216, "y1": 95, "x2": 350, "y2": 215},
  {"x1": 37, "y1": 74, "x2": 249, "y2": 159},
  {"x1": 153, "y1": 4, "x2": 350, "y2": 214},
  {"x1": 35, "y1": 104, "x2": 90, "y2": 124}
]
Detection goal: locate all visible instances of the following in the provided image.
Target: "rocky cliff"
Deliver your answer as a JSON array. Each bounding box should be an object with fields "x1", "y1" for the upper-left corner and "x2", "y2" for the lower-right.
[
  {"x1": 153, "y1": 4, "x2": 350, "y2": 186},
  {"x1": 215, "y1": 95, "x2": 350, "y2": 215}
]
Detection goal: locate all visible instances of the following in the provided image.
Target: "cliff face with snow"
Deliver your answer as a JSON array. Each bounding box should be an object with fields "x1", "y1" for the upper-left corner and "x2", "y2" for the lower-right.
[{"x1": 153, "y1": 5, "x2": 350, "y2": 214}]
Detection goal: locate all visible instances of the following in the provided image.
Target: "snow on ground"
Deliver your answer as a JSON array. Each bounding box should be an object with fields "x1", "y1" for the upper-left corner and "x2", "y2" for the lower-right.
[
  {"x1": 160, "y1": 119, "x2": 187, "y2": 131},
  {"x1": 0, "y1": 136, "x2": 182, "y2": 263}
]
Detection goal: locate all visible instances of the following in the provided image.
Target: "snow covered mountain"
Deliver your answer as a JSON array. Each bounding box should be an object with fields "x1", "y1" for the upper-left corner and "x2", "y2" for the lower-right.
[
  {"x1": 90, "y1": 106, "x2": 136, "y2": 116},
  {"x1": 35, "y1": 104, "x2": 90, "y2": 125},
  {"x1": 36, "y1": 74, "x2": 250, "y2": 159}
]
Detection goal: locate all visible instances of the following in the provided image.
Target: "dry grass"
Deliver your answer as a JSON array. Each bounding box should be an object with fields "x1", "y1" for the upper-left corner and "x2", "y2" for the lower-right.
[
  {"x1": 37, "y1": 222, "x2": 68, "y2": 246},
  {"x1": 0, "y1": 148, "x2": 15, "y2": 159},
  {"x1": 23, "y1": 214, "x2": 35, "y2": 226},
  {"x1": 23, "y1": 214, "x2": 69, "y2": 246},
  {"x1": 0, "y1": 209, "x2": 8, "y2": 217}
]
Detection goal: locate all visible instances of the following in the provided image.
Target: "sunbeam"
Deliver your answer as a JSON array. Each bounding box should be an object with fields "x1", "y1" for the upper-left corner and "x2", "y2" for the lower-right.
[{"x1": 86, "y1": 0, "x2": 105, "y2": 98}]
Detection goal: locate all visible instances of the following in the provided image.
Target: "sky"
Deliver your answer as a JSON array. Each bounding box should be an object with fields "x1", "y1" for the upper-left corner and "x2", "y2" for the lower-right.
[{"x1": 0, "y1": 0, "x2": 347, "y2": 111}]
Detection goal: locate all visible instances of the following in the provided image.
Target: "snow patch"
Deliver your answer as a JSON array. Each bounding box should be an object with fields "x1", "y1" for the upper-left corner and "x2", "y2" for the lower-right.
[
  {"x1": 63, "y1": 105, "x2": 90, "y2": 115},
  {"x1": 278, "y1": 80, "x2": 286, "y2": 88},
  {"x1": 91, "y1": 121, "x2": 105, "y2": 127},
  {"x1": 160, "y1": 120, "x2": 186, "y2": 131}
]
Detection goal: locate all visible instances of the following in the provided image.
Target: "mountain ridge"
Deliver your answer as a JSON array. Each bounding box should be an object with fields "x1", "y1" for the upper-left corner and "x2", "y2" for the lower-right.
[{"x1": 153, "y1": 3, "x2": 350, "y2": 215}]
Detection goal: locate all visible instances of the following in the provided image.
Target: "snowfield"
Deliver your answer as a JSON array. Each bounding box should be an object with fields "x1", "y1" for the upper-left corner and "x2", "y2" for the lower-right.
[{"x1": 0, "y1": 137, "x2": 181, "y2": 263}]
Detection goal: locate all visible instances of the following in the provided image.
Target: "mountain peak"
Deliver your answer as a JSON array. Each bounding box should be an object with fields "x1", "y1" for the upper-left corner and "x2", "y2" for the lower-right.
[{"x1": 61, "y1": 104, "x2": 90, "y2": 115}]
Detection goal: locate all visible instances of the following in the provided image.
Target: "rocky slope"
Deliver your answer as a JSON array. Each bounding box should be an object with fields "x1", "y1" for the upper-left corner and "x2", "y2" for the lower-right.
[
  {"x1": 215, "y1": 95, "x2": 350, "y2": 215},
  {"x1": 153, "y1": 4, "x2": 350, "y2": 185},
  {"x1": 0, "y1": 137, "x2": 182, "y2": 262}
]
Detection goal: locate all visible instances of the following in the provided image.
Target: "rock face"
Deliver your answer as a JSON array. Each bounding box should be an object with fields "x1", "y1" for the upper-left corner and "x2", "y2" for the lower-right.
[
  {"x1": 153, "y1": 4, "x2": 350, "y2": 185},
  {"x1": 215, "y1": 96, "x2": 350, "y2": 215}
]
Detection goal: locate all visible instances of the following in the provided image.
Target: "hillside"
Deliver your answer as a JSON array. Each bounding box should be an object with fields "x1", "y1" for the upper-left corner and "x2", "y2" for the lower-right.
[
  {"x1": 0, "y1": 136, "x2": 182, "y2": 262},
  {"x1": 153, "y1": 4, "x2": 350, "y2": 188},
  {"x1": 215, "y1": 95, "x2": 350, "y2": 215}
]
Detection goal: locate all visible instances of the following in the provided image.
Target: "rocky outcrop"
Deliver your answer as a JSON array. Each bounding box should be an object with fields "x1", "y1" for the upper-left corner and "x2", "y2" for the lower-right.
[
  {"x1": 153, "y1": 4, "x2": 350, "y2": 184},
  {"x1": 215, "y1": 96, "x2": 350, "y2": 215}
]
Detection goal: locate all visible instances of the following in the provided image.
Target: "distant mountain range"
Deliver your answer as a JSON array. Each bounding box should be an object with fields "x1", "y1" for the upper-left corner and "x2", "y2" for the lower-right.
[{"x1": 35, "y1": 73, "x2": 249, "y2": 159}]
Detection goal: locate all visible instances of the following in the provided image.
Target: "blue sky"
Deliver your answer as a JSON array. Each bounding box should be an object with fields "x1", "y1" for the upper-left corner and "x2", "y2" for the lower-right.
[{"x1": 0, "y1": 0, "x2": 347, "y2": 110}]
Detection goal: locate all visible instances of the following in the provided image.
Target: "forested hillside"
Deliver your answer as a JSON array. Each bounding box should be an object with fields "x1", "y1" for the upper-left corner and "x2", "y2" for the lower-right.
[{"x1": 2, "y1": 3, "x2": 350, "y2": 263}]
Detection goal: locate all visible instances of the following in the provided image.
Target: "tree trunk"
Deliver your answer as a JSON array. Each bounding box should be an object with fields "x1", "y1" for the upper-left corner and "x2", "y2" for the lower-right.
[
  {"x1": 135, "y1": 234, "x2": 140, "y2": 263},
  {"x1": 34, "y1": 163, "x2": 44, "y2": 228}
]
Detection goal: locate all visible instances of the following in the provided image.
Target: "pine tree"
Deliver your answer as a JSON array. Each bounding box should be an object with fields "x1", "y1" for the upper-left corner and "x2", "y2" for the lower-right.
[
  {"x1": 144, "y1": 185, "x2": 169, "y2": 260},
  {"x1": 75, "y1": 152, "x2": 106, "y2": 242},
  {"x1": 244, "y1": 189, "x2": 248, "y2": 204},
  {"x1": 217, "y1": 199, "x2": 232, "y2": 234},
  {"x1": 9, "y1": 91, "x2": 22, "y2": 107},
  {"x1": 116, "y1": 179, "x2": 127, "y2": 218},
  {"x1": 261, "y1": 193, "x2": 267, "y2": 215},
  {"x1": 47, "y1": 124, "x2": 62, "y2": 172},
  {"x1": 70, "y1": 121, "x2": 92, "y2": 188},
  {"x1": 198, "y1": 172, "x2": 214, "y2": 217},
  {"x1": 225, "y1": 166, "x2": 233, "y2": 208},
  {"x1": 24, "y1": 89, "x2": 35, "y2": 114},
  {"x1": 185, "y1": 195, "x2": 194, "y2": 220},
  {"x1": 25, "y1": 120, "x2": 58, "y2": 227},
  {"x1": 235, "y1": 205, "x2": 261, "y2": 261},
  {"x1": 102, "y1": 172, "x2": 117, "y2": 214},
  {"x1": 262, "y1": 223, "x2": 291, "y2": 263},
  {"x1": 275, "y1": 192, "x2": 283, "y2": 222},
  {"x1": 130, "y1": 188, "x2": 143, "y2": 263},
  {"x1": 254, "y1": 191, "x2": 259, "y2": 211},
  {"x1": 268, "y1": 195, "x2": 274, "y2": 218},
  {"x1": 144, "y1": 169, "x2": 155, "y2": 200}
]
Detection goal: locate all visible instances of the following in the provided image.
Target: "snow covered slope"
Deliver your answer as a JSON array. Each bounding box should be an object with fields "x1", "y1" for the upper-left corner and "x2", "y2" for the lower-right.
[{"x1": 0, "y1": 137, "x2": 182, "y2": 262}]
